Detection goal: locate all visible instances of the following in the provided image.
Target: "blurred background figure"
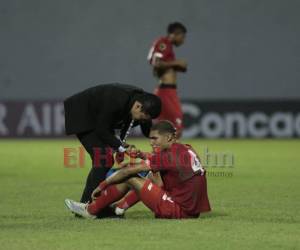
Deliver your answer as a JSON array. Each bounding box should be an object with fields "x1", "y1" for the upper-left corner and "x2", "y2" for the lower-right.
[
  {"x1": 0, "y1": 0, "x2": 299, "y2": 139},
  {"x1": 147, "y1": 22, "x2": 187, "y2": 137}
]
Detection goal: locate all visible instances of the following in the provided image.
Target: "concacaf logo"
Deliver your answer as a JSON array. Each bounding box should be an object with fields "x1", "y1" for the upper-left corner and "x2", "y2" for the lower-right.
[{"x1": 159, "y1": 43, "x2": 166, "y2": 51}]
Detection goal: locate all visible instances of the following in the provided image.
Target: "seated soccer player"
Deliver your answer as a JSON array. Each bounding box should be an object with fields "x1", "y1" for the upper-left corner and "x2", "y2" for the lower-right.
[
  {"x1": 105, "y1": 151, "x2": 164, "y2": 216},
  {"x1": 65, "y1": 121, "x2": 211, "y2": 219},
  {"x1": 112, "y1": 171, "x2": 163, "y2": 216}
]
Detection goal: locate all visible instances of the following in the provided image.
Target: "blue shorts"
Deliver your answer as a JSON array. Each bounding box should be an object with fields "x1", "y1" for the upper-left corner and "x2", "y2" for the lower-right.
[{"x1": 106, "y1": 168, "x2": 149, "y2": 178}]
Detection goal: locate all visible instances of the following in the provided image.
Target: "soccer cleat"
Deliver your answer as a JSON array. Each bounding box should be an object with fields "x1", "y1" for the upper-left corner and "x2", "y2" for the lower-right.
[
  {"x1": 64, "y1": 199, "x2": 96, "y2": 219},
  {"x1": 114, "y1": 206, "x2": 126, "y2": 216}
]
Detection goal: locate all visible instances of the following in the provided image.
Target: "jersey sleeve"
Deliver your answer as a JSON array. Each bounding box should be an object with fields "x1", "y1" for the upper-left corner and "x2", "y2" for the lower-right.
[{"x1": 147, "y1": 39, "x2": 172, "y2": 65}]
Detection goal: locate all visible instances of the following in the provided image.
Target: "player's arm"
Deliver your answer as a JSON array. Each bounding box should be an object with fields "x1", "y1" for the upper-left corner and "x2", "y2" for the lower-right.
[
  {"x1": 108, "y1": 163, "x2": 151, "y2": 184},
  {"x1": 91, "y1": 162, "x2": 151, "y2": 199},
  {"x1": 154, "y1": 58, "x2": 187, "y2": 72},
  {"x1": 149, "y1": 41, "x2": 187, "y2": 72}
]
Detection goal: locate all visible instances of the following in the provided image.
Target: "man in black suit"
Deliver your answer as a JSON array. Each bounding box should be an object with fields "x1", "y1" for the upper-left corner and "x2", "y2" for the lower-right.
[{"x1": 64, "y1": 83, "x2": 161, "y2": 211}]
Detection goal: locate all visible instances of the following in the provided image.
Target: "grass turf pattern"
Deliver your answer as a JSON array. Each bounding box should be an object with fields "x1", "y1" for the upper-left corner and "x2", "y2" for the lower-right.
[{"x1": 0, "y1": 139, "x2": 299, "y2": 250}]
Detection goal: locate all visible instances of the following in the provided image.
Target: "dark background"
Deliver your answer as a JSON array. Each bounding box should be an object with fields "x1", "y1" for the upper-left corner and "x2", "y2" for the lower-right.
[{"x1": 1, "y1": 0, "x2": 299, "y2": 100}]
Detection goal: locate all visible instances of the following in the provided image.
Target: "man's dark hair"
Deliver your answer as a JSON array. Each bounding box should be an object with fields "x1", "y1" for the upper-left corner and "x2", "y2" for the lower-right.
[
  {"x1": 151, "y1": 120, "x2": 177, "y2": 136},
  {"x1": 135, "y1": 93, "x2": 161, "y2": 119},
  {"x1": 167, "y1": 22, "x2": 187, "y2": 34}
]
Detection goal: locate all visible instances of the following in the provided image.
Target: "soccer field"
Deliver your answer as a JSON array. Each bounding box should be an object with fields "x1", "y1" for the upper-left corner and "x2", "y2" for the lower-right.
[{"x1": 0, "y1": 139, "x2": 299, "y2": 250}]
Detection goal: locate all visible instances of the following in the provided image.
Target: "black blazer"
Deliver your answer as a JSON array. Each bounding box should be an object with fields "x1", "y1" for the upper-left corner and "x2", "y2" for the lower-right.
[{"x1": 64, "y1": 83, "x2": 152, "y2": 150}]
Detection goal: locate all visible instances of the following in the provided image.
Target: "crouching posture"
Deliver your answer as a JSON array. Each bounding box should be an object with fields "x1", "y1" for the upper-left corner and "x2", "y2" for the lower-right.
[{"x1": 65, "y1": 121, "x2": 211, "y2": 219}]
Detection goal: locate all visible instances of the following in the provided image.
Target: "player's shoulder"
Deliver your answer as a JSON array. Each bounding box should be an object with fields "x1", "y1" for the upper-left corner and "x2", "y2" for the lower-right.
[
  {"x1": 171, "y1": 142, "x2": 189, "y2": 149},
  {"x1": 169, "y1": 143, "x2": 189, "y2": 154},
  {"x1": 153, "y1": 36, "x2": 171, "y2": 47},
  {"x1": 170, "y1": 143, "x2": 198, "y2": 156}
]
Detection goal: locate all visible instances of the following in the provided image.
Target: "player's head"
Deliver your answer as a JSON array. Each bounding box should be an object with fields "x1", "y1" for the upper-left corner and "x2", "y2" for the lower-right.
[
  {"x1": 131, "y1": 93, "x2": 161, "y2": 121},
  {"x1": 167, "y1": 22, "x2": 187, "y2": 47},
  {"x1": 149, "y1": 120, "x2": 177, "y2": 150}
]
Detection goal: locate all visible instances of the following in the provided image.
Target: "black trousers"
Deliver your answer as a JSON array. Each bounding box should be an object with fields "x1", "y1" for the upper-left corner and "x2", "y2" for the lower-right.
[{"x1": 76, "y1": 130, "x2": 114, "y2": 204}]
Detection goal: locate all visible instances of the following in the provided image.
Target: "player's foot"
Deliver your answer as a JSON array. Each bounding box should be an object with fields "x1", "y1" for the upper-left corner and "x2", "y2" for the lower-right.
[
  {"x1": 64, "y1": 199, "x2": 96, "y2": 219},
  {"x1": 109, "y1": 203, "x2": 126, "y2": 217},
  {"x1": 114, "y1": 206, "x2": 126, "y2": 216}
]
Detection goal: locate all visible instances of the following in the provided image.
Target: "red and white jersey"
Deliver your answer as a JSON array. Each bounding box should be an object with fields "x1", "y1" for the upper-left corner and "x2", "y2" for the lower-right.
[
  {"x1": 147, "y1": 36, "x2": 175, "y2": 65},
  {"x1": 148, "y1": 143, "x2": 210, "y2": 215}
]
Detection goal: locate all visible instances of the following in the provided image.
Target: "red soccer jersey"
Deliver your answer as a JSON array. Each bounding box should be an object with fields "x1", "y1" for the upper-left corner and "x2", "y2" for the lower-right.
[
  {"x1": 147, "y1": 36, "x2": 175, "y2": 65},
  {"x1": 148, "y1": 143, "x2": 211, "y2": 216}
]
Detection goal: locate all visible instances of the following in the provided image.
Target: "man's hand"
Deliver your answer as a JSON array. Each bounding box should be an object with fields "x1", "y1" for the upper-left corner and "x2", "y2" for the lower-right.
[{"x1": 91, "y1": 186, "x2": 101, "y2": 200}]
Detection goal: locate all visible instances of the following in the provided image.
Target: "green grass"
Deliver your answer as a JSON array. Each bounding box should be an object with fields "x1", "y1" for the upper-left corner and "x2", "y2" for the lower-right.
[{"x1": 0, "y1": 139, "x2": 299, "y2": 250}]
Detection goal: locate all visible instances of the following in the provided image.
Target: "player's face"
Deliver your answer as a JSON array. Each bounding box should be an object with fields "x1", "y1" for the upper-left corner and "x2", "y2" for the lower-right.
[
  {"x1": 149, "y1": 130, "x2": 172, "y2": 151},
  {"x1": 174, "y1": 32, "x2": 185, "y2": 47}
]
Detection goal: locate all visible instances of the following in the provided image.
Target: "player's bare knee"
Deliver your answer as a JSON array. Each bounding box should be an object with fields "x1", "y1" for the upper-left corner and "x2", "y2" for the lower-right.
[
  {"x1": 125, "y1": 177, "x2": 145, "y2": 192},
  {"x1": 125, "y1": 176, "x2": 139, "y2": 187},
  {"x1": 115, "y1": 183, "x2": 130, "y2": 193}
]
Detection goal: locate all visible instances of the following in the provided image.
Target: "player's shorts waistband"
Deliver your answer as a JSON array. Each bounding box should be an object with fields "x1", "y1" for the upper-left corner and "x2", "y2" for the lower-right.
[{"x1": 159, "y1": 83, "x2": 177, "y2": 89}]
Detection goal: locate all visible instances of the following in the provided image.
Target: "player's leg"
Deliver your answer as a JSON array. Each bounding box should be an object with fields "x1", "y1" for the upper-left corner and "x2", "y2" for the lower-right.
[
  {"x1": 87, "y1": 183, "x2": 129, "y2": 215},
  {"x1": 154, "y1": 86, "x2": 183, "y2": 137},
  {"x1": 77, "y1": 130, "x2": 113, "y2": 203},
  {"x1": 126, "y1": 177, "x2": 160, "y2": 213},
  {"x1": 114, "y1": 189, "x2": 140, "y2": 214},
  {"x1": 65, "y1": 183, "x2": 129, "y2": 219},
  {"x1": 154, "y1": 86, "x2": 168, "y2": 122},
  {"x1": 169, "y1": 89, "x2": 183, "y2": 137},
  {"x1": 126, "y1": 177, "x2": 183, "y2": 219}
]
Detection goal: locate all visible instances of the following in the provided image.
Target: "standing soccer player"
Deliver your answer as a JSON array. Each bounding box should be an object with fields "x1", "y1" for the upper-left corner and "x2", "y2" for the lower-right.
[
  {"x1": 147, "y1": 22, "x2": 187, "y2": 137},
  {"x1": 65, "y1": 121, "x2": 211, "y2": 219}
]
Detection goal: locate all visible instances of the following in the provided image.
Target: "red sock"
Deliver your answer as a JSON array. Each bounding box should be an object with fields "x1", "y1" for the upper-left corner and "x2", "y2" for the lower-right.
[
  {"x1": 116, "y1": 190, "x2": 140, "y2": 210},
  {"x1": 87, "y1": 185, "x2": 124, "y2": 215}
]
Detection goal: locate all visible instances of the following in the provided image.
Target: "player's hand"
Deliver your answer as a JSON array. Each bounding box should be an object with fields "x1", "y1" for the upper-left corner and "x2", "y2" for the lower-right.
[
  {"x1": 126, "y1": 144, "x2": 140, "y2": 158},
  {"x1": 91, "y1": 187, "x2": 101, "y2": 200},
  {"x1": 136, "y1": 150, "x2": 148, "y2": 160},
  {"x1": 123, "y1": 143, "x2": 136, "y2": 153},
  {"x1": 126, "y1": 144, "x2": 137, "y2": 154},
  {"x1": 126, "y1": 146, "x2": 147, "y2": 160}
]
